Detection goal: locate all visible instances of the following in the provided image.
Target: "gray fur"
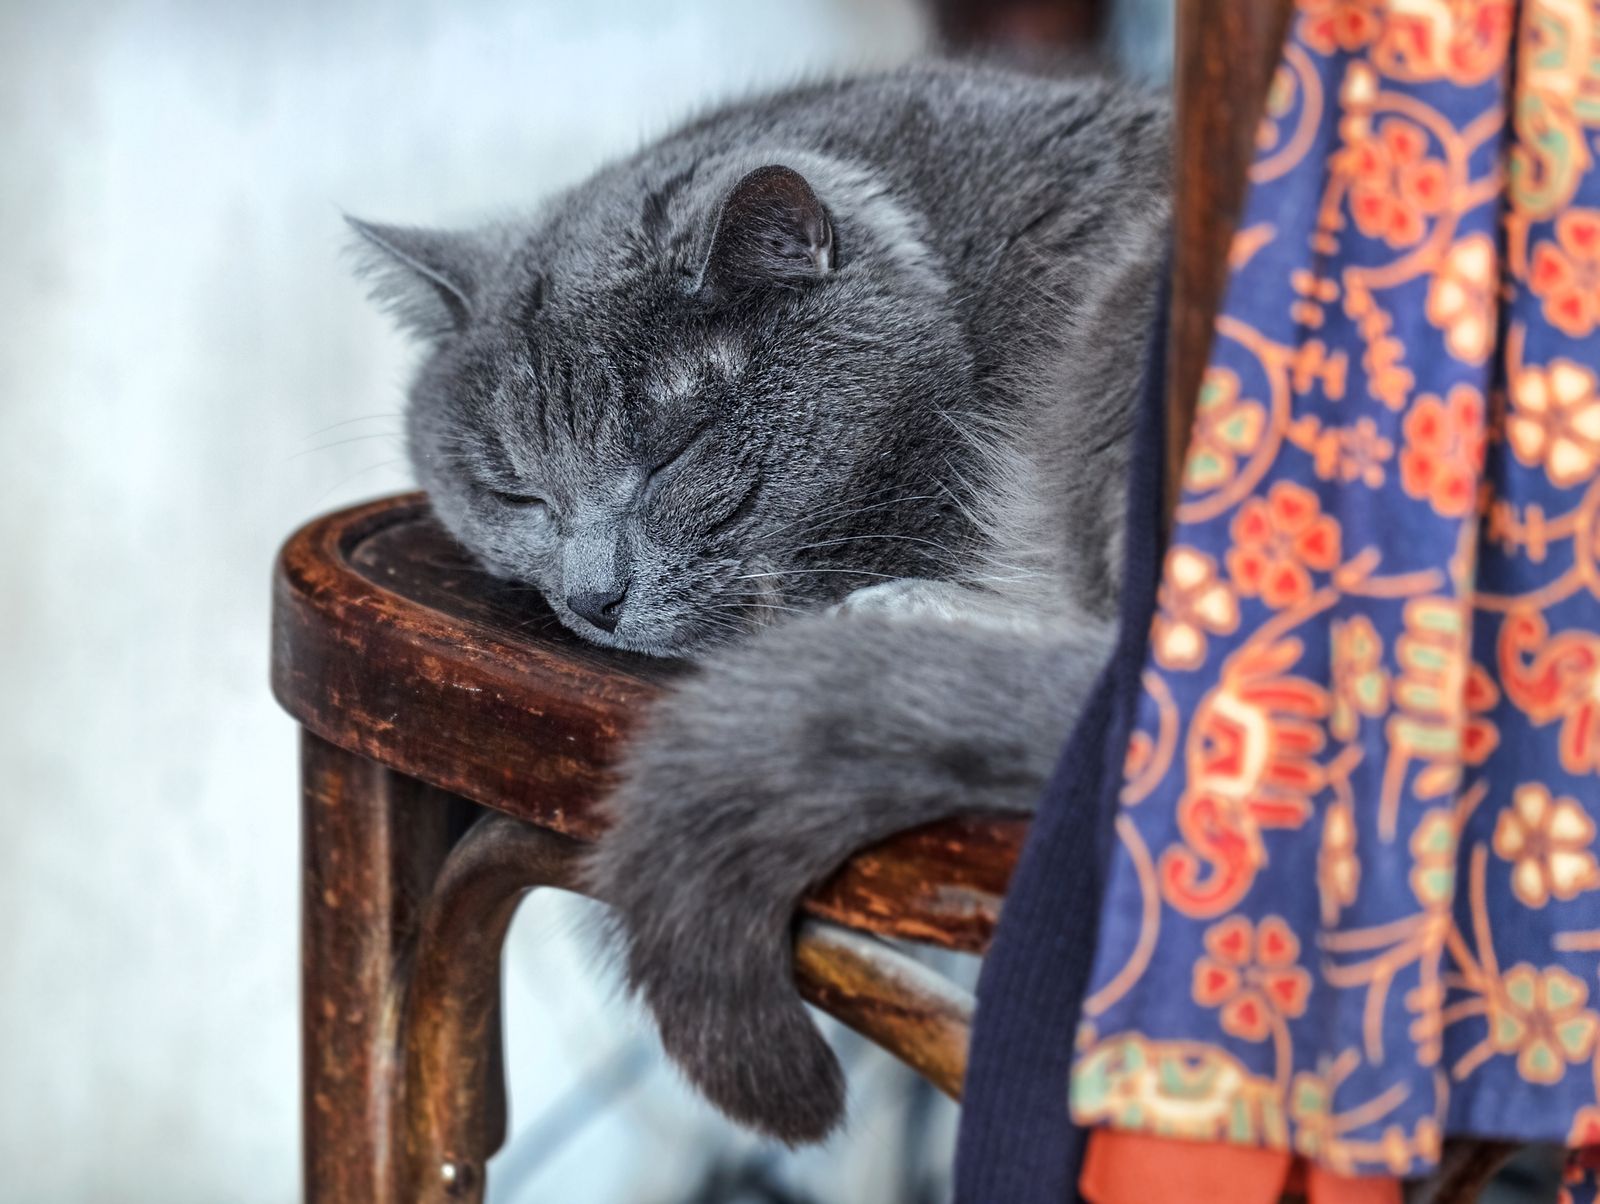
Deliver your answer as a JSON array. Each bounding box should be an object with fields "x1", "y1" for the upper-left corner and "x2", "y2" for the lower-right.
[
  {"x1": 592, "y1": 612, "x2": 1114, "y2": 1141},
  {"x1": 355, "y1": 61, "x2": 1169, "y2": 1143}
]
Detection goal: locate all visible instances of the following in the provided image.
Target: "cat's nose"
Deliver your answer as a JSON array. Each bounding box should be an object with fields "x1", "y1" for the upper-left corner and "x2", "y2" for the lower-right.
[{"x1": 567, "y1": 584, "x2": 629, "y2": 633}]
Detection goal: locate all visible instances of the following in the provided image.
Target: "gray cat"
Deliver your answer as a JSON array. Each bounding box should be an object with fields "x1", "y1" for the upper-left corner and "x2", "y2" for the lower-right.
[{"x1": 350, "y1": 61, "x2": 1169, "y2": 1145}]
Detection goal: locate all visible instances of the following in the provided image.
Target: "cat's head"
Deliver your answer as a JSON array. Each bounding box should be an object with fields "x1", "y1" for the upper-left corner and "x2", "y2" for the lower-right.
[{"x1": 350, "y1": 154, "x2": 969, "y2": 656}]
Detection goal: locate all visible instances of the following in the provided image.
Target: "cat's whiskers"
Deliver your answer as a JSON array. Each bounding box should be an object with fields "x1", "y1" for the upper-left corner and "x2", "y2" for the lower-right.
[
  {"x1": 310, "y1": 458, "x2": 408, "y2": 506},
  {"x1": 786, "y1": 532, "x2": 959, "y2": 557},
  {"x1": 733, "y1": 567, "x2": 900, "y2": 581},
  {"x1": 757, "y1": 488, "x2": 943, "y2": 541},
  {"x1": 288, "y1": 432, "x2": 407, "y2": 461},
  {"x1": 700, "y1": 598, "x2": 805, "y2": 618},
  {"x1": 298, "y1": 411, "x2": 405, "y2": 441}
]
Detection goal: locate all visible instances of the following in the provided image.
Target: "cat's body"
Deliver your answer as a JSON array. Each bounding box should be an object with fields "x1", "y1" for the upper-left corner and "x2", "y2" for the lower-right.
[{"x1": 353, "y1": 61, "x2": 1169, "y2": 1143}]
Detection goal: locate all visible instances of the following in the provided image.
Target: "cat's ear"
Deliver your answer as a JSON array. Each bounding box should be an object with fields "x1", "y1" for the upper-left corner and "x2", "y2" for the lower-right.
[
  {"x1": 345, "y1": 216, "x2": 480, "y2": 340},
  {"x1": 698, "y1": 165, "x2": 834, "y2": 300}
]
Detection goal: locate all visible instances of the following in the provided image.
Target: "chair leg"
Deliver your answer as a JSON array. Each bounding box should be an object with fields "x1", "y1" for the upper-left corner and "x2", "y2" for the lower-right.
[
  {"x1": 302, "y1": 744, "x2": 977, "y2": 1202},
  {"x1": 794, "y1": 919, "x2": 974, "y2": 1100},
  {"x1": 392, "y1": 816, "x2": 979, "y2": 1203},
  {"x1": 397, "y1": 813, "x2": 584, "y2": 1203},
  {"x1": 391, "y1": 816, "x2": 980, "y2": 1197},
  {"x1": 300, "y1": 731, "x2": 461, "y2": 1203}
]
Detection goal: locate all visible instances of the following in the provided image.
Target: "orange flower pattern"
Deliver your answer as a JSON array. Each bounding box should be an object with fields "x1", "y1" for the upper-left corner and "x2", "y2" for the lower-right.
[
  {"x1": 1506, "y1": 357, "x2": 1600, "y2": 488},
  {"x1": 1426, "y1": 234, "x2": 1498, "y2": 363},
  {"x1": 1153, "y1": 548, "x2": 1240, "y2": 670},
  {"x1": 1185, "y1": 367, "x2": 1268, "y2": 492},
  {"x1": 1071, "y1": 0, "x2": 1600, "y2": 1186},
  {"x1": 1399, "y1": 385, "x2": 1487, "y2": 516},
  {"x1": 1330, "y1": 614, "x2": 1391, "y2": 744},
  {"x1": 1339, "y1": 117, "x2": 1451, "y2": 246},
  {"x1": 1193, "y1": 916, "x2": 1313, "y2": 1041},
  {"x1": 1531, "y1": 210, "x2": 1600, "y2": 337},
  {"x1": 1487, "y1": 965, "x2": 1600, "y2": 1086},
  {"x1": 1492, "y1": 783, "x2": 1600, "y2": 908},
  {"x1": 1226, "y1": 482, "x2": 1342, "y2": 609}
]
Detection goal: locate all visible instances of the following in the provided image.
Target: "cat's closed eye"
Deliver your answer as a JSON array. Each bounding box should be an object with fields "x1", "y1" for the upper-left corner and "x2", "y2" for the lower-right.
[
  {"x1": 490, "y1": 490, "x2": 551, "y2": 514},
  {"x1": 644, "y1": 422, "x2": 713, "y2": 501}
]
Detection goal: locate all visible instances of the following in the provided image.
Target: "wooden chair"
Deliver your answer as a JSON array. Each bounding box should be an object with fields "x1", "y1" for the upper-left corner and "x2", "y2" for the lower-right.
[
  {"x1": 276, "y1": 495, "x2": 1024, "y2": 1201},
  {"x1": 273, "y1": 5, "x2": 1328, "y2": 1200}
]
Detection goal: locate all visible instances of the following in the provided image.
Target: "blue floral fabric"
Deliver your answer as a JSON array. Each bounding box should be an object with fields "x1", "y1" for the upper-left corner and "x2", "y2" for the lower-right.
[{"x1": 1068, "y1": 0, "x2": 1600, "y2": 1180}]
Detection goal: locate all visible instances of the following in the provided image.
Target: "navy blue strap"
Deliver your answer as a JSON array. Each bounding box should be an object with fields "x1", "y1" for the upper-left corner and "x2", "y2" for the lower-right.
[{"x1": 953, "y1": 260, "x2": 1172, "y2": 1203}]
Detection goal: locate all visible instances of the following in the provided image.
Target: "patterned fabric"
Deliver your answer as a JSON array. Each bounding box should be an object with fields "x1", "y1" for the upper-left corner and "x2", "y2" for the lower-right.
[{"x1": 1069, "y1": 0, "x2": 1600, "y2": 1179}]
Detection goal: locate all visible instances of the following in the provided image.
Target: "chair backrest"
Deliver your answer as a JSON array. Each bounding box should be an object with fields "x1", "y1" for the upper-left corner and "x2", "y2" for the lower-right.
[{"x1": 1168, "y1": 0, "x2": 1297, "y2": 513}]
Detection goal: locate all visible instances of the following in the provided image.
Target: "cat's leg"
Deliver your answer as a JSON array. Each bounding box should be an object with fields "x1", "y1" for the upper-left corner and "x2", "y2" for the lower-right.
[{"x1": 584, "y1": 608, "x2": 1112, "y2": 1143}]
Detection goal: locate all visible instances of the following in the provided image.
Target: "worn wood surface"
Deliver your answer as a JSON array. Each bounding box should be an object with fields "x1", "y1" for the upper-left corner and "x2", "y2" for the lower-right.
[
  {"x1": 795, "y1": 921, "x2": 974, "y2": 1100},
  {"x1": 1166, "y1": 0, "x2": 1297, "y2": 513},
  {"x1": 273, "y1": 494, "x2": 1026, "y2": 954},
  {"x1": 300, "y1": 733, "x2": 466, "y2": 1204},
  {"x1": 274, "y1": 496, "x2": 666, "y2": 842},
  {"x1": 400, "y1": 814, "x2": 584, "y2": 1203},
  {"x1": 279, "y1": 494, "x2": 1023, "y2": 1202},
  {"x1": 390, "y1": 814, "x2": 978, "y2": 1204},
  {"x1": 924, "y1": 0, "x2": 1104, "y2": 52},
  {"x1": 1410, "y1": 1142, "x2": 1522, "y2": 1204}
]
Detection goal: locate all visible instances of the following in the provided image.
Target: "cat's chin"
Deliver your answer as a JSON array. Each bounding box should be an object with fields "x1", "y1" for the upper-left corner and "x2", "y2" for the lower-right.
[{"x1": 553, "y1": 611, "x2": 750, "y2": 660}]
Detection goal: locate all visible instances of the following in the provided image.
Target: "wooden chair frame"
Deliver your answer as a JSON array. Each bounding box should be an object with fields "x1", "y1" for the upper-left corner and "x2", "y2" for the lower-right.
[{"x1": 278, "y1": 496, "x2": 1025, "y2": 1201}]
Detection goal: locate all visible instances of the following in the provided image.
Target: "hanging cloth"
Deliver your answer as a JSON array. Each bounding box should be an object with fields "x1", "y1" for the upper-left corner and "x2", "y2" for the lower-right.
[
  {"x1": 957, "y1": 2, "x2": 1600, "y2": 1200},
  {"x1": 1071, "y1": 0, "x2": 1600, "y2": 1194}
]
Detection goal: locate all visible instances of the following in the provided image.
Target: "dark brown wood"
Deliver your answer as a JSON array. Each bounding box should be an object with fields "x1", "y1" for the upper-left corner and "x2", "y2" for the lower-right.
[
  {"x1": 795, "y1": 921, "x2": 973, "y2": 1099},
  {"x1": 400, "y1": 814, "x2": 584, "y2": 1203},
  {"x1": 274, "y1": 496, "x2": 670, "y2": 843},
  {"x1": 925, "y1": 0, "x2": 1104, "y2": 53},
  {"x1": 273, "y1": 494, "x2": 1025, "y2": 953},
  {"x1": 1166, "y1": 0, "x2": 1296, "y2": 513},
  {"x1": 392, "y1": 812, "x2": 977, "y2": 1204},
  {"x1": 279, "y1": 496, "x2": 1021, "y2": 1201},
  {"x1": 810, "y1": 814, "x2": 1023, "y2": 954},
  {"x1": 301, "y1": 732, "x2": 462, "y2": 1204},
  {"x1": 1408, "y1": 1141, "x2": 1521, "y2": 1204}
]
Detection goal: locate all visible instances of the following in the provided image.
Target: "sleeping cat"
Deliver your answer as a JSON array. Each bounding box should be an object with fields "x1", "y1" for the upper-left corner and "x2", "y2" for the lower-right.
[{"x1": 351, "y1": 61, "x2": 1170, "y2": 1145}]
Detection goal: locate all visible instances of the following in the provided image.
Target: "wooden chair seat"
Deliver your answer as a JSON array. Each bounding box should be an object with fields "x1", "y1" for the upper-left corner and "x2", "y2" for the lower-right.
[
  {"x1": 273, "y1": 491, "x2": 1027, "y2": 945},
  {"x1": 272, "y1": 491, "x2": 1026, "y2": 1202}
]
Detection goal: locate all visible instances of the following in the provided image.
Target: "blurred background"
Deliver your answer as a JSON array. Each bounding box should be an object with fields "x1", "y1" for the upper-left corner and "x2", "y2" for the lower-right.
[{"x1": 0, "y1": 2, "x2": 1169, "y2": 1200}]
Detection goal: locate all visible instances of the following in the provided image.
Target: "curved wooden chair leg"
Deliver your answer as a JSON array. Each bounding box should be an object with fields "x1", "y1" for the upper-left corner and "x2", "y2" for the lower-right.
[
  {"x1": 395, "y1": 812, "x2": 977, "y2": 1202},
  {"x1": 399, "y1": 813, "x2": 584, "y2": 1203},
  {"x1": 795, "y1": 920, "x2": 973, "y2": 1099}
]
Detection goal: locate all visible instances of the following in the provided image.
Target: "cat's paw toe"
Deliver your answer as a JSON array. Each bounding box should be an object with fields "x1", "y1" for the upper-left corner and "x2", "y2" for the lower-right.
[
  {"x1": 648, "y1": 973, "x2": 846, "y2": 1145},
  {"x1": 585, "y1": 756, "x2": 846, "y2": 1145}
]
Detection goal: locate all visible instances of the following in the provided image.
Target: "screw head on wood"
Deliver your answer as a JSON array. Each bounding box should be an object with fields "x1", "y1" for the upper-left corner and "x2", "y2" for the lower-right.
[{"x1": 440, "y1": 1159, "x2": 478, "y2": 1197}]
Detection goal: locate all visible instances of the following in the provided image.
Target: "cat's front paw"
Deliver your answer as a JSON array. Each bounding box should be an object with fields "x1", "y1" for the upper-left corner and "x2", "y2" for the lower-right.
[
  {"x1": 583, "y1": 634, "x2": 854, "y2": 1143},
  {"x1": 581, "y1": 608, "x2": 1072, "y2": 1142}
]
